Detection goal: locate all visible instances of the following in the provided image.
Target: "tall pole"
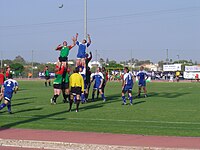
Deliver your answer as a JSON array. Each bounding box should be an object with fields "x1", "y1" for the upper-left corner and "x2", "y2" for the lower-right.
[
  {"x1": 0, "y1": 51, "x2": 2, "y2": 68},
  {"x1": 166, "y1": 49, "x2": 169, "y2": 64},
  {"x1": 131, "y1": 50, "x2": 133, "y2": 72},
  {"x1": 84, "y1": 0, "x2": 87, "y2": 40},
  {"x1": 31, "y1": 50, "x2": 33, "y2": 78},
  {"x1": 177, "y1": 54, "x2": 180, "y2": 64}
]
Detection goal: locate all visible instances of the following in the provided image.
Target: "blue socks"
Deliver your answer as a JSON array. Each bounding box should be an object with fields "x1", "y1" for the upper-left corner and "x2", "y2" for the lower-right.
[
  {"x1": 122, "y1": 96, "x2": 126, "y2": 104},
  {"x1": 101, "y1": 94, "x2": 106, "y2": 101},
  {"x1": 7, "y1": 103, "x2": 11, "y2": 112},
  {"x1": 0, "y1": 103, "x2": 6, "y2": 110},
  {"x1": 81, "y1": 93, "x2": 85, "y2": 103}
]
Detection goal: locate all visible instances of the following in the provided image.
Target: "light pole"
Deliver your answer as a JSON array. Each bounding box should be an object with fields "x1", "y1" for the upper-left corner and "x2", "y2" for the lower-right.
[
  {"x1": 166, "y1": 49, "x2": 169, "y2": 64},
  {"x1": 0, "y1": 51, "x2": 2, "y2": 68},
  {"x1": 84, "y1": 0, "x2": 87, "y2": 40},
  {"x1": 31, "y1": 50, "x2": 34, "y2": 78},
  {"x1": 131, "y1": 50, "x2": 133, "y2": 72},
  {"x1": 177, "y1": 54, "x2": 180, "y2": 64}
]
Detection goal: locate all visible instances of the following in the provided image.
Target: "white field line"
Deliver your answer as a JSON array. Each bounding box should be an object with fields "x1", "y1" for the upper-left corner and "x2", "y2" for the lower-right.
[{"x1": 1, "y1": 114, "x2": 200, "y2": 126}]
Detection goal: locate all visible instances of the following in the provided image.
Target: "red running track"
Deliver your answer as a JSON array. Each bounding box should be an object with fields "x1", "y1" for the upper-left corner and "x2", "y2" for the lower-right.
[{"x1": 0, "y1": 128, "x2": 200, "y2": 149}]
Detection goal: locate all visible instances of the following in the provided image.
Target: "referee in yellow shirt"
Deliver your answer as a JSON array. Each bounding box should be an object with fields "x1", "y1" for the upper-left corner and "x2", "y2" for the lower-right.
[{"x1": 68, "y1": 67, "x2": 84, "y2": 112}]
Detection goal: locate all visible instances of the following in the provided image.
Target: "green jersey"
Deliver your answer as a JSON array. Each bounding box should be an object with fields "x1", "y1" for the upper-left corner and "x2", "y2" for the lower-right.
[
  {"x1": 45, "y1": 70, "x2": 50, "y2": 77},
  {"x1": 53, "y1": 74, "x2": 63, "y2": 84},
  {"x1": 60, "y1": 46, "x2": 70, "y2": 57},
  {"x1": 63, "y1": 73, "x2": 69, "y2": 83},
  {"x1": 53, "y1": 65, "x2": 64, "y2": 85}
]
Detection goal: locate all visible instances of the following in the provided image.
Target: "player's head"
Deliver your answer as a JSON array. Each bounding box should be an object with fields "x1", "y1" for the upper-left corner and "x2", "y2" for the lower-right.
[
  {"x1": 45, "y1": 66, "x2": 48, "y2": 69},
  {"x1": 63, "y1": 41, "x2": 67, "y2": 46},
  {"x1": 8, "y1": 73, "x2": 13, "y2": 79},
  {"x1": 82, "y1": 39, "x2": 87, "y2": 44},
  {"x1": 78, "y1": 66, "x2": 83, "y2": 72},
  {"x1": 124, "y1": 67, "x2": 129, "y2": 73},
  {"x1": 96, "y1": 67, "x2": 101, "y2": 72},
  {"x1": 74, "y1": 67, "x2": 79, "y2": 73},
  {"x1": 140, "y1": 66, "x2": 144, "y2": 71},
  {"x1": 6, "y1": 66, "x2": 10, "y2": 71},
  {"x1": 102, "y1": 67, "x2": 106, "y2": 72}
]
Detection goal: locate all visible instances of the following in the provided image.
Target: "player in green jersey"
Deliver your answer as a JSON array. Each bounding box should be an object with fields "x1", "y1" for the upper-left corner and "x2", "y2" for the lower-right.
[
  {"x1": 50, "y1": 62, "x2": 65, "y2": 104},
  {"x1": 62, "y1": 68, "x2": 70, "y2": 103},
  {"x1": 55, "y1": 36, "x2": 76, "y2": 70},
  {"x1": 44, "y1": 66, "x2": 51, "y2": 87}
]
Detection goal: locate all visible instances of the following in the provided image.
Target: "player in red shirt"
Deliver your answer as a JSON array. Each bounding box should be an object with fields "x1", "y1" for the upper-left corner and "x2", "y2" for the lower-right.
[
  {"x1": 0, "y1": 68, "x2": 5, "y2": 102},
  {"x1": 5, "y1": 66, "x2": 11, "y2": 79}
]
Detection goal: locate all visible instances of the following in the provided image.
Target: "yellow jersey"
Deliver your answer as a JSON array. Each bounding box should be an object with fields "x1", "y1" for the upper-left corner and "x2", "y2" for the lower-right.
[{"x1": 69, "y1": 73, "x2": 84, "y2": 92}]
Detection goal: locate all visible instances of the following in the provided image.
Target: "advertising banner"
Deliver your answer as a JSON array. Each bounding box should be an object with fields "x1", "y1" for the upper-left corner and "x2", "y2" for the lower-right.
[
  {"x1": 163, "y1": 64, "x2": 181, "y2": 71},
  {"x1": 185, "y1": 66, "x2": 200, "y2": 72}
]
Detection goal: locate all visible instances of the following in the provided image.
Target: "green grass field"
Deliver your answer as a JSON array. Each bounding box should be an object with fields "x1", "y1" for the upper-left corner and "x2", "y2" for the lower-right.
[{"x1": 0, "y1": 80, "x2": 200, "y2": 137}]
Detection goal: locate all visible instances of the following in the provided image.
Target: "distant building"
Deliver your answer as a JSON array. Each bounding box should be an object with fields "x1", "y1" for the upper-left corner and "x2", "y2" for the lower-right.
[{"x1": 143, "y1": 64, "x2": 158, "y2": 71}]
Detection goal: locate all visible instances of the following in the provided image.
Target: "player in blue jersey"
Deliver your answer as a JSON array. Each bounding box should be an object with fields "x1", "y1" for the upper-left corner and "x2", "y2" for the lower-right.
[
  {"x1": 122, "y1": 67, "x2": 134, "y2": 105},
  {"x1": 137, "y1": 66, "x2": 148, "y2": 98},
  {"x1": 75, "y1": 33, "x2": 91, "y2": 67},
  {"x1": 91, "y1": 67, "x2": 106, "y2": 102},
  {"x1": 0, "y1": 74, "x2": 18, "y2": 114}
]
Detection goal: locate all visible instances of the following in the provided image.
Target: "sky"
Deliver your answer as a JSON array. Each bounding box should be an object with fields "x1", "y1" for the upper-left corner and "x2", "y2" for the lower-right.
[{"x1": 1, "y1": 0, "x2": 200, "y2": 63}]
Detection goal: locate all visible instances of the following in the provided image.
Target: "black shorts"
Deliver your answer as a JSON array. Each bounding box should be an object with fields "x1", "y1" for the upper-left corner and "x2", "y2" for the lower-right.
[
  {"x1": 59, "y1": 56, "x2": 68, "y2": 62},
  {"x1": 45, "y1": 76, "x2": 50, "y2": 80},
  {"x1": 62, "y1": 82, "x2": 69, "y2": 89},
  {"x1": 53, "y1": 84, "x2": 62, "y2": 89},
  {"x1": 71, "y1": 87, "x2": 82, "y2": 95}
]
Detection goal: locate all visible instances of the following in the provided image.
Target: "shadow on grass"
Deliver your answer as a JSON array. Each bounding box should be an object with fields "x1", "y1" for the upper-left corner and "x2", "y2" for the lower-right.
[
  {"x1": 0, "y1": 109, "x2": 67, "y2": 130},
  {"x1": 14, "y1": 108, "x2": 43, "y2": 114},
  {"x1": 0, "y1": 93, "x2": 143, "y2": 130},
  {"x1": 18, "y1": 88, "x2": 29, "y2": 91},
  {"x1": 147, "y1": 92, "x2": 190, "y2": 99},
  {"x1": 14, "y1": 97, "x2": 37, "y2": 101},
  {"x1": 12, "y1": 101, "x2": 33, "y2": 107},
  {"x1": 133, "y1": 101, "x2": 146, "y2": 105}
]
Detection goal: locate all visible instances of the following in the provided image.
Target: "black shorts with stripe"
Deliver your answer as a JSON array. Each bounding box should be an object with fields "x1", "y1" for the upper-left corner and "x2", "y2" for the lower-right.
[
  {"x1": 70, "y1": 87, "x2": 82, "y2": 95},
  {"x1": 53, "y1": 84, "x2": 62, "y2": 89}
]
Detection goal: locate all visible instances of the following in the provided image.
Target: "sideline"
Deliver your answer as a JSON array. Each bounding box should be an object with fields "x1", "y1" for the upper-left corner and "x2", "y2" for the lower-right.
[{"x1": 0, "y1": 128, "x2": 200, "y2": 149}]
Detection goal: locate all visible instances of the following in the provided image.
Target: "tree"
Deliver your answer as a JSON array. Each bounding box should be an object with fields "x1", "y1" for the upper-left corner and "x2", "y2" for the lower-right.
[
  {"x1": 99, "y1": 58, "x2": 105, "y2": 64},
  {"x1": 109, "y1": 60, "x2": 117, "y2": 65},
  {"x1": 10, "y1": 63, "x2": 24, "y2": 77},
  {"x1": 3, "y1": 59, "x2": 13, "y2": 67},
  {"x1": 13, "y1": 55, "x2": 26, "y2": 64}
]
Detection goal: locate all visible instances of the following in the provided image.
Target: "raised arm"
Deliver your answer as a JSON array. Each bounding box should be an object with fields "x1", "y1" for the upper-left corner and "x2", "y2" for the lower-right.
[
  {"x1": 75, "y1": 33, "x2": 78, "y2": 41},
  {"x1": 69, "y1": 36, "x2": 76, "y2": 49},
  {"x1": 87, "y1": 34, "x2": 91, "y2": 45},
  {"x1": 88, "y1": 52, "x2": 92, "y2": 61},
  {"x1": 55, "y1": 44, "x2": 62, "y2": 51}
]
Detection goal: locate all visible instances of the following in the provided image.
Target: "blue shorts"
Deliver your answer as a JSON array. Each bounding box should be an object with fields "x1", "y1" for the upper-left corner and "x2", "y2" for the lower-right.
[
  {"x1": 138, "y1": 81, "x2": 146, "y2": 87},
  {"x1": 122, "y1": 85, "x2": 133, "y2": 93},
  {"x1": 4, "y1": 91, "x2": 13, "y2": 101},
  {"x1": 77, "y1": 53, "x2": 86, "y2": 59},
  {"x1": 93, "y1": 83, "x2": 102, "y2": 90}
]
